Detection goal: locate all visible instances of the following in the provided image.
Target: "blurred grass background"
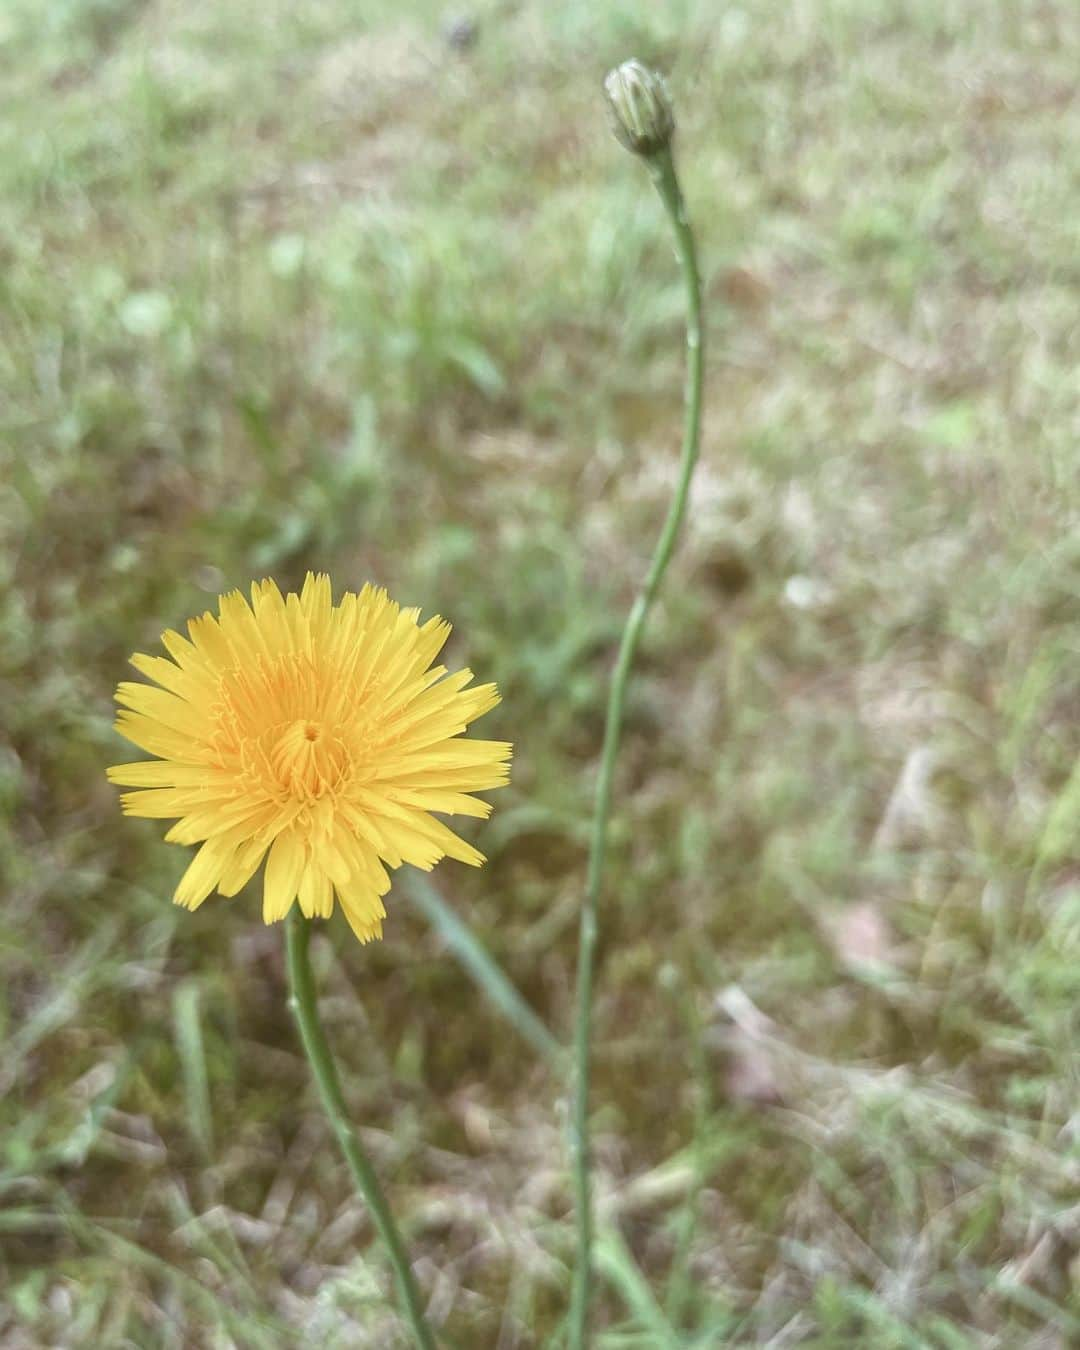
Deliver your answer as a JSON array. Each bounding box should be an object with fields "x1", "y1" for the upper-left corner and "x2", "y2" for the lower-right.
[{"x1": 2, "y1": 0, "x2": 1080, "y2": 1345}]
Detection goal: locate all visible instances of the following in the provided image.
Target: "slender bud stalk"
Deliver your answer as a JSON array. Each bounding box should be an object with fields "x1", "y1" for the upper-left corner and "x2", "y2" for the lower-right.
[{"x1": 568, "y1": 62, "x2": 704, "y2": 1349}]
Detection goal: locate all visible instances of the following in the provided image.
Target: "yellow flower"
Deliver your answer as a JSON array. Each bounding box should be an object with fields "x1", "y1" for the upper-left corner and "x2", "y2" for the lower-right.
[{"x1": 108, "y1": 573, "x2": 510, "y2": 942}]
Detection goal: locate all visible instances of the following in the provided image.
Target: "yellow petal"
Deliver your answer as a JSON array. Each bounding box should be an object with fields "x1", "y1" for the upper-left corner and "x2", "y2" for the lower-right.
[
  {"x1": 382, "y1": 788, "x2": 494, "y2": 819},
  {"x1": 217, "y1": 837, "x2": 268, "y2": 897},
  {"x1": 174, "y1": 834, "x2": 234, "y2": 910},
  {"x1": 186, "y1": 612, "x2": 234, "y2": 673},
  {"x1": 114, "y1": 711, "x2": 205, "y2": 760},
  {"x1": 300, "y1": 572, "x2": 333, "y2": 641},
  {"x1": 119, "y1": 788, "x2": 196, "y2": 819},
  {"x1": 108, "y1": 761, "x2": 214, "y2": 788},
  {"x1": 130, "y1": 652, "x2": 215, "y2": 702},
  {"x1": 298, "y1": 865, "x2": 333, "y2": 918},
  {"x1": 335, "y1": 880, "x2": 387, "y2": 944},
  {"x1": 407, "y1": 813, "x2": 486, "y2": 867},
  {"x1": 262, "y1": 830, "x2": 305, "y2": 922}
]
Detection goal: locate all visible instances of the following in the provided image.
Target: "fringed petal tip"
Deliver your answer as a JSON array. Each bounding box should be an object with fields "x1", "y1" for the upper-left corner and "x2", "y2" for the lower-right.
[
  {"x1": 255, "y1": 896, "x2": 385, "y2": 945},
  {"x1": 258, "y1": 896, "x2": 296, "y2": 925},
  {"x1": 340, "y1": 906, "x2": 385, "y2": 944}
]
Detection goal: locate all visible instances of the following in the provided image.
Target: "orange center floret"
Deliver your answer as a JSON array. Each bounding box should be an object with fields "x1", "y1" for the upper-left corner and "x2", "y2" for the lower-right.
[{"x1": 267, "y1": 717, "x2": 350, "y2": 801}]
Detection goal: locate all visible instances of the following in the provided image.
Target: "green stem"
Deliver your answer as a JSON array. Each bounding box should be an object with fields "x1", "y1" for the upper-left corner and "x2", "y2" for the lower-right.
[
  {"x1": 568, "y1": 143, "x2": 704, "y2": 1350},
  {"x1": 284, "y1": 909, "x2": 437, "y2": 1350}
]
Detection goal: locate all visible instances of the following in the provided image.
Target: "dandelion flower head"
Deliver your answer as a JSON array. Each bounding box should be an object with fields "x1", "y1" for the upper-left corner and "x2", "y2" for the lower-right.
[{"x1": 108, "y1": 574, "x2": 511, "y2": 942}]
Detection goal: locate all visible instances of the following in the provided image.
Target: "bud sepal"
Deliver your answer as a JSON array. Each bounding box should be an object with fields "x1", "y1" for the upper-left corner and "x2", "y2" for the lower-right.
[{"x1": 603, "y1": 59, "x2": 675, "y2": 158}]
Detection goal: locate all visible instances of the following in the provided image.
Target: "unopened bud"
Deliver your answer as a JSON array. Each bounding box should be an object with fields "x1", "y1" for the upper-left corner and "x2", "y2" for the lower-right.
[{"x1": 603, "y1": 60, "x2": 675, "y2": 158}]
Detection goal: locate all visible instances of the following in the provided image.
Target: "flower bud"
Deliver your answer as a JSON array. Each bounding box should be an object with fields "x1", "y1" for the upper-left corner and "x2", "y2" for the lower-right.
[{"x1": 603, "y1": 60, "x2": 675, "y2": 157}]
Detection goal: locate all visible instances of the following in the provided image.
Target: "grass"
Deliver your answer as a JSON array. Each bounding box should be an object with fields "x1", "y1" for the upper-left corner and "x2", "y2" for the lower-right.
[{"x1": 2, "y1": 0, "x2": 1079, "y2": 1344}]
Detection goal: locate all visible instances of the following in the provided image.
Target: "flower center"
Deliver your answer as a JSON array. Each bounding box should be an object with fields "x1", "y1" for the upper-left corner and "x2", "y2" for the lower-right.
[{"x1": 268, "y1": 718, "x2": 349, "y2": 800}]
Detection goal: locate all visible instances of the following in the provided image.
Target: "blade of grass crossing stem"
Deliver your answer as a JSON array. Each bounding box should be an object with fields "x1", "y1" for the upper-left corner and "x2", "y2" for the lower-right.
[
  {"x1": 663, "y1": 979, "x2": 715, "y2": 1326},
  {"x1": 402, "y1": 870, "x2": 564, "y2": 1067},
  {"x1": 594, "y1": 1226, "x2": 684, "y2": 1348},
  {"x1": 570, "y1": 64, "x2": 705, "y2": 1349},
  {"x1": 173, "y1": 979, "x2": 214, "y2": 1157}
]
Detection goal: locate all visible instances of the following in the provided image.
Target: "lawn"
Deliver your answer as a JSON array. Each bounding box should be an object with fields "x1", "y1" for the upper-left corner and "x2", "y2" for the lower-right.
[{"x1": 2, "y1": 0, "x2": 1079, "y2": 1345}]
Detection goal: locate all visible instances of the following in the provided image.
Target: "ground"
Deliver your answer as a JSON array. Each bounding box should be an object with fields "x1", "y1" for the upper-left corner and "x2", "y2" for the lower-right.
[{"x1": 2, "y1": 0, "x2": 1079, "y2": 1345}]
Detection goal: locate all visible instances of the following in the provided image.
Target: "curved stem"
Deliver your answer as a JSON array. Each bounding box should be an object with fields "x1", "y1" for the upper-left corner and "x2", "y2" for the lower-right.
[
  {"x1": 568, "y1": 143, "x2": 704, "y2": 1349},
  {"x1": 284, "y1": 909, "x2": 437, "y2": 1350}
]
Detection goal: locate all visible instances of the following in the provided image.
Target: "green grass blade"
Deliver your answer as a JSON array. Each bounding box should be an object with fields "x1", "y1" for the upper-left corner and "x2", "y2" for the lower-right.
[
  {"x1": 172, "y1": 978, "x2": 213, "y2": 1157},
  {"x1": 595, "y1": 1223, "x2": 685, "y2": 1348},
  {"x1": 401, "y1": 870, "x2": 565, "y2": 1067}
]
